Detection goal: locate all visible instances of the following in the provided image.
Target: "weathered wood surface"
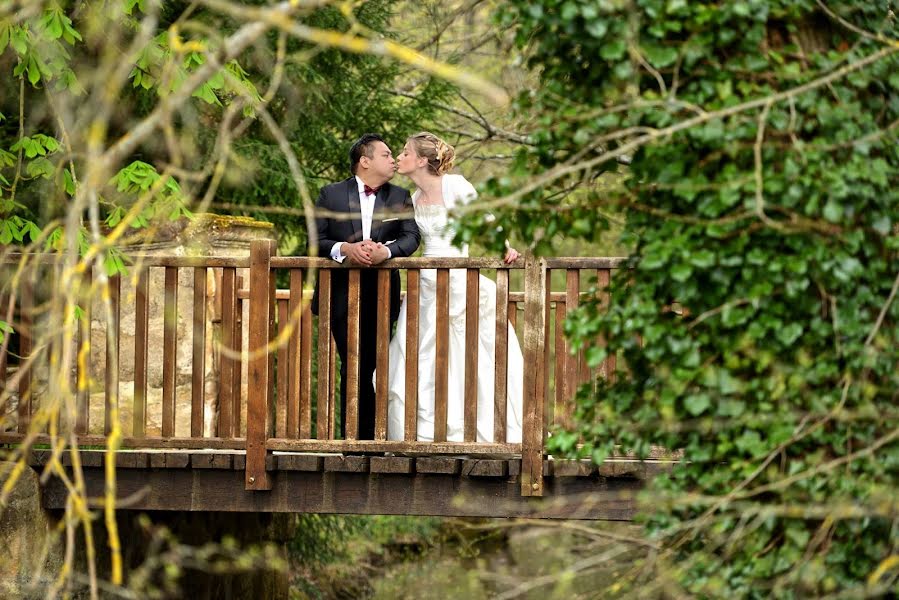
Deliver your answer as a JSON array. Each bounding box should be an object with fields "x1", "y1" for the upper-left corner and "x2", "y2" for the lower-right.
[
  {"x1": 246, "y1": 240, "x2": 275, "y2": 490},
  {"x1": 434, "y1": 268, "x2": 450, "y2": 442},
  {"x1": 521, "y1": 254, "x2": 547, "y2": 497},
  {"x1": 404, "y1": 270, "x2": 420, "y2": 441},
  {"x1": 133, "y1": 268, "x2": 150, "y2": 437},
  {"x1": 30, "y1": 450, "x2": 670, "y2": 520},
  {"x1": 191, "y1": 268, "x2": 206, "y2": 438},
  {"x1": 161, "y1": 266, "x2": 178, "y2": 437}
]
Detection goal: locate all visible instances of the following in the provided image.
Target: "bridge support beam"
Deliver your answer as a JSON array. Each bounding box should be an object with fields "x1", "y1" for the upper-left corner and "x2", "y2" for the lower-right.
[{"x1": 31, "y1": 451, "x2": 676, "y2": 520}]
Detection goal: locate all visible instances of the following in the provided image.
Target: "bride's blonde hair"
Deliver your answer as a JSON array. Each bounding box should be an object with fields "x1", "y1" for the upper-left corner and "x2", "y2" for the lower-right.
[{"x1": 407, "y1": 132, "x2": 455, "y2": 176}]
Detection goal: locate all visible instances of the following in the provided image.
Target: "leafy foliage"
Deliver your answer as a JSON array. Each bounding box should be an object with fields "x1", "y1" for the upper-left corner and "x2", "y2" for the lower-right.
[
  {"x1": 217, "y1": 2, "x2": 453, "y2": 250},
  {"x1": 493, "y1": 0, "x2": 899, "y2": 596},
  {"x1": 0, "y1": 1, "x2": 450, "y2": 259}
]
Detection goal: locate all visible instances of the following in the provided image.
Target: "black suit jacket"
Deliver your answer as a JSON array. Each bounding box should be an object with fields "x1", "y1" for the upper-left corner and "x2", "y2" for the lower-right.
[{"x1": 310, "y1": 177, "x2": 420, "y2": 323}]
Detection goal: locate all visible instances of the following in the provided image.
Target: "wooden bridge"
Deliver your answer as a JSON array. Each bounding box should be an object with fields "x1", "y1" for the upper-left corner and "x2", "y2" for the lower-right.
[{"x1": 1, "y1": 242, "x2": 673, "y2": 520}]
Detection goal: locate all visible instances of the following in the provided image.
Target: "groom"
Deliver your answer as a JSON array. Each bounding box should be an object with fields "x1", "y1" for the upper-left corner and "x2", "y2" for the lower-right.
[{"x1": 311, "y1": 134, "x2": 420, "y2": 440}]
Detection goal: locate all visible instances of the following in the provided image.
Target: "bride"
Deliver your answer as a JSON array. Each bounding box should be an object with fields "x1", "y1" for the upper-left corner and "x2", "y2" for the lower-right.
[{"x1": 382, "y1": 132, "x2": 524, "y2": 443}]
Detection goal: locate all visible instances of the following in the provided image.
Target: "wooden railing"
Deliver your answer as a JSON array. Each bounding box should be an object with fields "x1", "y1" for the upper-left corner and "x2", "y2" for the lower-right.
[{"x1": 0, "y1": 243, "x2": 625, "y2": 497}]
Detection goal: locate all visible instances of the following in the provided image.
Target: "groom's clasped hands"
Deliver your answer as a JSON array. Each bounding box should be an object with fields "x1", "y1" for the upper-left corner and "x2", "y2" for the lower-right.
[{"x1": 341, "y1": 240, "x2": 390, "y2": 266}]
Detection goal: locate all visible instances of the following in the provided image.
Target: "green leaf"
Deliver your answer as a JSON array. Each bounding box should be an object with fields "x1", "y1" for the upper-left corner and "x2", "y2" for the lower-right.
[
  {"x1": 684, "y1": 394, "x2": 711, "y2": 416},
  {"x1": 64, "y1": 168, "x2": 76, "y2": 195},
  {"x1": 670, "y1": 262, "x2": 692, "y2": 282},
  {"x1": 0, "y1": 221, "x2": 13, "y2": 244},
  {"x1": 872, "y1": 215, "x2": 891, "y2": 235},
  {"x1": 0, "y1": 320, "x2": 13, "y2": 344},
  {"x1": 27, "y1": 55, "x2": 41, "y2": 85},
  {"x1": 0, "y1": 24, "x2": 9, "y2": 53},
  {"x1": 26, "y1": 157, "x2": 54, "y2": 179},
  {"x1": 600, "y1": 40, "x2": 626, "y2": 61},
  {"x1": 585, "y1": 21, "x2": 608, "y2": 39},
  {"x1": 823, "y1": 199, "x2": 842, "y2": 222},
  {"x1": 776, "y1": 323, "x2": 803, "y2": 346},
  {"x1": 642, "y1": 43, "x2": 678, "y2": 68}
]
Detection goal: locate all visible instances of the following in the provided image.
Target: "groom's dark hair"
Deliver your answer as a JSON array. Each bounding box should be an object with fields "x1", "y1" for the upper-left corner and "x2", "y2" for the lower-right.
[{"x1": 349, "y1": 133, "x2": 386, "y2": 174}]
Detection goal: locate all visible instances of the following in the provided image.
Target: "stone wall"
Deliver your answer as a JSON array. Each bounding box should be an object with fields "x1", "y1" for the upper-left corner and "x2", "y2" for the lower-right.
[
  {"x1": 0, "y1": 461, "x2": 292, "y2": 598},
  {"x1": 0, "y1": 462, "x2": 64, "y2": 598}
]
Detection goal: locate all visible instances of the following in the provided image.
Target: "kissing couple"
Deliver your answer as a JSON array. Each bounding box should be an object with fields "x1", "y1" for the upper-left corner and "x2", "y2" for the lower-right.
[{"x1": 311, "y1": 132, "x2": 524, "y2": 443}]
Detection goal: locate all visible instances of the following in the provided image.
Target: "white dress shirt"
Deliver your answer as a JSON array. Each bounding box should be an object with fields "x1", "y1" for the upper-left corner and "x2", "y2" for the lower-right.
[{"x1": 330, "y1": 176, "x2": 392, "y2": 262}]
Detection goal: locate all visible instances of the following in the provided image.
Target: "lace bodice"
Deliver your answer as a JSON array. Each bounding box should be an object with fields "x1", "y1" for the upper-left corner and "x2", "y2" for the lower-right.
[
  {"x1": 414, "y1": 203, "x2": 467, "y2": 258},
  {"x1": 411, "y1": 174, "x2": 476, "y2": 259}
]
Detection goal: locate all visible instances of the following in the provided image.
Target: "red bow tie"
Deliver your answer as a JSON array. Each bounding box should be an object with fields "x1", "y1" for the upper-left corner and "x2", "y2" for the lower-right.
[{"x1": 363, "y1": 184, "x2": 381, "y2": 196}]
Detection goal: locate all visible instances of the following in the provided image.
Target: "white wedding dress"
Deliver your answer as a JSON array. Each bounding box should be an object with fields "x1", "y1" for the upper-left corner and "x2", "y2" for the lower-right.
[{"x1": 385, "y1": 174, "x2": 524, "y2": 443}]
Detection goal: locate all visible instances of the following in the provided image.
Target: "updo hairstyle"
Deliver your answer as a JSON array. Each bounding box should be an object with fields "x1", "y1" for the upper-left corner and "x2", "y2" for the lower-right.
[{"x1": 407, "y1": 132, "x2": 455, "y2": 176}]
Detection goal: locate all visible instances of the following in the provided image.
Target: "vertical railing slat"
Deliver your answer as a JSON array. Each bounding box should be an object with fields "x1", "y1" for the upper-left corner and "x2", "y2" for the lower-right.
[
  {"x1": 105, "y1": 274, "x2": 121, "y2": 435},
  {"x1": 494, "y1": 269, "x2": 509, "y2": 443},
  {"x1": 16, "y1": 272, "x2": 34, "y2": 434},
  {"x1": 76, "y1": 266, "x2": 92, "y2": 435},
  {"x1": 598, "y1": 269, "x2": 616, "y2": 382},
  {"x1": 434, "y1": 268, "x2": 450, "y2": 442},
  {"x1": 287, "y1": 269, "x2": 302, "y2": 438},
  {"x1": 191, "y1": 268, "x2": 206, "y2": 438},
  {"x1": 266, "y1": 268, "x2": 276, "y2": 438},
  {"x1": 345, "y1": 269, "x2": 361, "y2": 440},
  {"x1": 404, "y1": 270, "x2": 420, "y2": 441},
  {"x1": 0, "y1": 293, "x2": 8, "y2": 410},
  {"x1": 543, "y1": 275, "x2": 552, "y2": 428},
  {"x1": 219, "y1": 268, "x2": 236, "y2": 438},
  {"x1": 246, "y1": 240, "x2": 274, "y2": 490},
  {"x1": 276, "y1": 298, "x2": 289, "y2": 438},
  {"x1": 565, "y1": 270, "x2": 580, "y2": 417},
  {"x1": 553, "y1": 296, "x2": 567, "y2": 429},
  {"x1": 463, "y1": 269, "x2": 479, "y2": 442},
  {"x1": 133, "y1": 268, "x2": 149, "y2": 438},
  {"x1": 329, "y1": 337, "x2": 337, "y2": 438},
  {"x1": 316, "y1": 270, "x2": 332, "y2": 440},
  {"x1": 162, "y1": 267, "x2": 178, "y2": 437},
  {"x1": 299, "y1": 292, "x2": 313, "y2": 439},
  {"x1": 233, "y1": 277, "x2": 245, "y2": 438},
  {"x1": 521, "y1": 254, "x2": 547, "y2": 497},
  {"x1": 374, "y1": 270, "x2": 390, "y2": 441},
  {"x1": 563, "y1": 269, "x2": 581, "y2": 427}
]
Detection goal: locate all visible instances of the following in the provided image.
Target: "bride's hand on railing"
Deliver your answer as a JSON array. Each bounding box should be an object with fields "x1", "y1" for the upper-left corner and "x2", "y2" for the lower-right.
[{"x1": 503, "y1": 245, "x2": 521, "y2": 264}]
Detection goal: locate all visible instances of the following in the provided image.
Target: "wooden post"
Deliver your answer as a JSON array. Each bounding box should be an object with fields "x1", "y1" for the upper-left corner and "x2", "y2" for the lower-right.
[
  {"x1": 521, "y1": 253, "x2": 547, "y2": 497},
  {"x1": 246, "y1": 239, "x2": 275, "y2": 491}
]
